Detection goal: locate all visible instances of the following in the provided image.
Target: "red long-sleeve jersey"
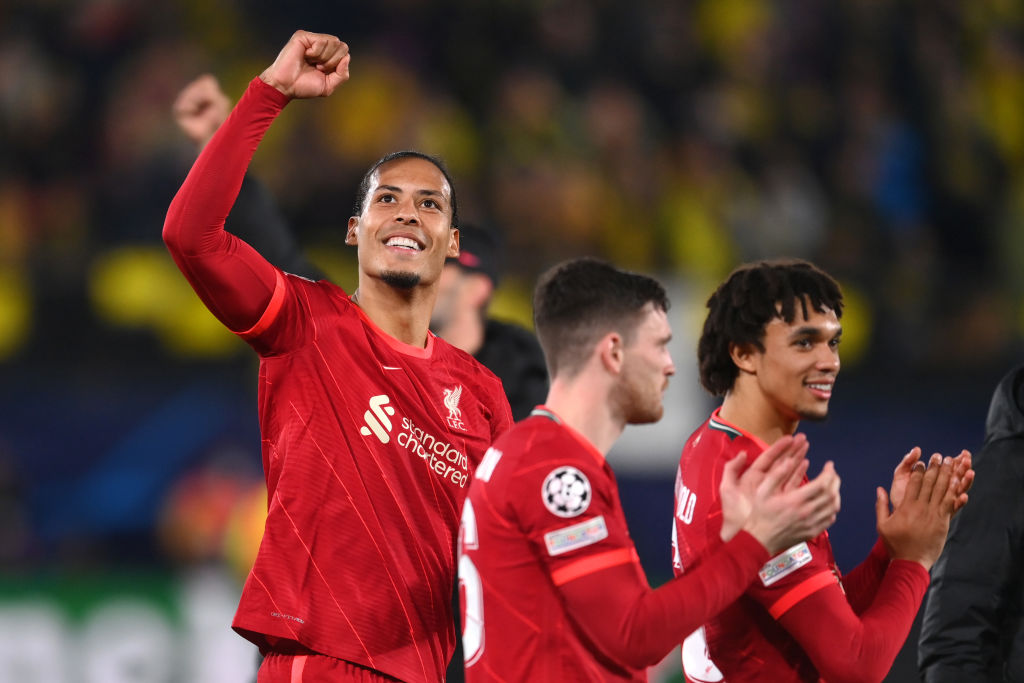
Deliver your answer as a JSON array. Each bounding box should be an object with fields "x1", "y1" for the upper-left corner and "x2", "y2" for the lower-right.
[
  {"x1": 164, "y1": 77, "x2": 513, "y2": 683},
  {"x1": 672, "y1": 409, "x2": 929, "y2": 683},
  {"x1": 460, "y1": 408, "x2": 771, "y2": 682}
]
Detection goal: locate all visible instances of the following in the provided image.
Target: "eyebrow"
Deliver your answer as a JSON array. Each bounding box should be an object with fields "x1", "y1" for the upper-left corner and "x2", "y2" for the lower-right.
[
  {"x1": 790, "y1": 325, "x2": 842, "y2": 339},
  {"x1": 375, "y1": 185, "x2": 447, "y2": 200}
]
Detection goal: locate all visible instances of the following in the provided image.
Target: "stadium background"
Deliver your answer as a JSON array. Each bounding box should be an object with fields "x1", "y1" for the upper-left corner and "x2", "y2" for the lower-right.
[{"x1": 1, "y1": 0, "x2": 1021, "y2": 680}]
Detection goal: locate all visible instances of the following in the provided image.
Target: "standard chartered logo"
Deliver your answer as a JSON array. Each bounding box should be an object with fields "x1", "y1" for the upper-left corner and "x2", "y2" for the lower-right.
[
  {"x1": 357, "y1": 393, "x2": 470, "y2": 488},
  {"x1": 360, "y1": 394, "x2": 396, "y2": 443}
]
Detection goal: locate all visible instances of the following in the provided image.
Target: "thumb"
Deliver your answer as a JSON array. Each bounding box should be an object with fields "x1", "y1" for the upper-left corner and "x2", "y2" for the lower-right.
[
  {"x1": 721, "y1": 452, "x2": 745, "y2": 489},
  {"x1": 874, "y1": 486, "x2": 890, "y2": 527},
  {"x1": 323, "y1": 55, "x2": 351, "y2": 95}
]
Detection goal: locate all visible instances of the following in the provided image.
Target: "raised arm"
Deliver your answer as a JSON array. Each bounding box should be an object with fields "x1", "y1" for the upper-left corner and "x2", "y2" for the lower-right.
[
  {"x1": 843, "y1": 448, "x2": 972, "y2": 613},
  {"x1": 163, "y1": 32, "x2": 348, "y2": 332},
  {"x1": 172, "y1": 73, "x2": 327, "y2": 282},
  {"x1": 558, "y1": 435, "x2": 841, "y2": 669},
  {"x1": 770, "y1": 454, "x2": 960, "y2": 683}
]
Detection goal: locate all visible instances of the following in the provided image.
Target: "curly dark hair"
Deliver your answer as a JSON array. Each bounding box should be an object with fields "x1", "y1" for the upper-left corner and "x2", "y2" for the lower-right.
[
  {"x1": 351, "y1": 150, "x2": 458, "y2": 228},
  {"x1": 534, "y1": 257, "x2": 668, "y2": 379},
  {"x1": 698, "y1": 259, "x2": 843, "y2": 396}
]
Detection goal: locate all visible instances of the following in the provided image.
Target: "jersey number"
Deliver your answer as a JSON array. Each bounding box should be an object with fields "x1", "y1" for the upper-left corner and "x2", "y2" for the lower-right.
[{"x1": 458, "y1": 500, "x2": 484, "y2": 665}]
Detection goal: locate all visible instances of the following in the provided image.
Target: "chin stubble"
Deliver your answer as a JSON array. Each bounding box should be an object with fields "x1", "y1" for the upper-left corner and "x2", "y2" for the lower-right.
[{"x1": 381, "y1": 270, "x2": 421, "y2": 289}]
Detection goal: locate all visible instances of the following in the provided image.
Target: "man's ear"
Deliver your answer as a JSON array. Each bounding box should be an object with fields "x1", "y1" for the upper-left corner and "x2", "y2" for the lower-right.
[
  {"x1": 466, "y1": 273, "x2": 494, "y2": 310},
  {"x1": 729, "y1": 342, "x2": 758, "y2": 374},
  {"x1": 447, "y1": 227, "x2": 460, "y2": 259},
  {"x1": 345, "y1": 217, "x2": 359, "y2": 246},
  {"x1": 598, "y1": 332, "x2": 624, "y2": 374}
]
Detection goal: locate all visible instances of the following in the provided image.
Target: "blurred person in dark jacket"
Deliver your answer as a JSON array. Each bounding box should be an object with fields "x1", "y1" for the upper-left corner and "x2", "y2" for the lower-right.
[
  {"x1": 919, "y1": 365, "x2": 1024, "y2": 683},
  {"x1": 430, "y1": 223, "x2": 548, "y2": 421}
]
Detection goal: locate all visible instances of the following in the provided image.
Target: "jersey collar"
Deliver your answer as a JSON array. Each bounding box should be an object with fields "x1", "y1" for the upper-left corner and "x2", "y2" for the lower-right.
[
  {"x1": 349, "y1": 296, "x2": 435, "y2": 359},
  {"x1": 531, "y1": 406, "x2": 606, "y2": 467},
  {"x1": 709, "y1": 407, "x2": 769, "y2": 451}
]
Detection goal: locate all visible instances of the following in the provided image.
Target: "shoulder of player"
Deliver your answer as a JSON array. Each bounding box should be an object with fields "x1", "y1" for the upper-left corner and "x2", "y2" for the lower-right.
[
  {"x1": 432, "y1": 335, "x2": 506, "y2": 391},
  {"x1": 684, "y1": 415, "x2": 758, "y2": 456},
  {"x1": 280, "y1": 273, "x2": 350, "y2": 308},
  {"x1": 490, "y1": 418, "x2": 604, "y2": 482}
]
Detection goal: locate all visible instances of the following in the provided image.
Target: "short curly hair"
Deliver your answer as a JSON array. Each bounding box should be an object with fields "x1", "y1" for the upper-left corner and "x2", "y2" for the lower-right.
[{"x1": 698, "y1": 259, "x2": 843, "y2": 396}]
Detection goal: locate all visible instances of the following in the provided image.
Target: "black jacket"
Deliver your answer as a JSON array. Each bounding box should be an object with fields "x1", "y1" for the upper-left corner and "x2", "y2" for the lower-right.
[
  {"x1": 919, "y1": 365, "x2": 1024, "y2": 682},
  {"x1": 475, "y1": 318, "x2": 548, "y2": 422}
]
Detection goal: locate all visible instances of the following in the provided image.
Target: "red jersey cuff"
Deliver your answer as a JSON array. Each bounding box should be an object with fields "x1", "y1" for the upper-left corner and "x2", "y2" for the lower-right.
[{"x1": 247, "y1": 77, "x2": 292, "y2": 111}]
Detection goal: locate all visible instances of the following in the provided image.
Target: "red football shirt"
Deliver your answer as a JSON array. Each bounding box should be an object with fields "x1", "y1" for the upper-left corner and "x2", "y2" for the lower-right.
[
  {"x1": 672, "y1": 409, "x2": 930, "y2": 683},
  {"x1": 164, "y1": 78, "x2": 513, "y2": 683},
  {"x1": 460, "y1": 408, "x2": 771, "y2": 683}
]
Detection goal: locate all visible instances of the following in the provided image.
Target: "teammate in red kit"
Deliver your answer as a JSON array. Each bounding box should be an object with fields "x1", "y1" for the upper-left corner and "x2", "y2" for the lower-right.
[
  {"x1": 672, "y1": 258, "x2": 974, "y2": 683},
  {"x1": 459, "y1": 258, "x2": 842, "y2": 682},
  {"x1": 163, "y1": 31, "x2": 512, "y2": 683}
]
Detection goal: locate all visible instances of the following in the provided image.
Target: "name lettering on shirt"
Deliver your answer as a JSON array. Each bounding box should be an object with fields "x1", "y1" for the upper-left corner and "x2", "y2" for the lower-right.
[
  {"x1": 475, "y1": 447, "x2": 503, "y2": 482},
  {"x1": 758, "y1": 541, "x2": 813, "y2": 586},
  {"x1": 544, "y1": 515, "x2": 609, "y2": 556},
  {"x1": 676, "y1": 481, "x2": 697, "y2": 525}
]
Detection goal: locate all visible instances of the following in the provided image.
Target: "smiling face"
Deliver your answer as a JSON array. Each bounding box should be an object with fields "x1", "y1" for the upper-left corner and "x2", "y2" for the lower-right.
[
  {"x1": 614, "y1": 304, "x2": 676, "y2": 425},
  {"x1": 345, "y1": 157, "x2": 459, "y2": 289},
  {"x1": 741, "y1": 300, "x2": 842, "y2": 424}
]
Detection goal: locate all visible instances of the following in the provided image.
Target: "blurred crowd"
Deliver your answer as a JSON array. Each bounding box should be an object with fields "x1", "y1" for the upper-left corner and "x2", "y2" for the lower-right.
[
  {"x1": 5, "y1": 0, "x2": 1024, "y2": 371},
  {"x1": 2, "y1": 0, "x2": 1024, "y2": 569}
]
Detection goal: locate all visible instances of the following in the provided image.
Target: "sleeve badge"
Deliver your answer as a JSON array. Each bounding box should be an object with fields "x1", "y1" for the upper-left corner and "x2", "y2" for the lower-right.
[{"x1": 542, "y1": 466, "x2": 591, "y2": 518}]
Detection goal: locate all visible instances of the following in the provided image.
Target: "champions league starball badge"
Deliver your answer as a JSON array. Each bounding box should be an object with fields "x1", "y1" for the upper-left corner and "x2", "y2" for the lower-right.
[{"x1": 542, "y1": 466, "x2": 592, "y2": 518}]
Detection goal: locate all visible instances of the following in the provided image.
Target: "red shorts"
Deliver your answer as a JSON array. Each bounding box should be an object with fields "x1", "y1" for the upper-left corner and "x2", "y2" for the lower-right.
[{"x1": 257, "y1": 652, "x2": 402, "y2": 683}]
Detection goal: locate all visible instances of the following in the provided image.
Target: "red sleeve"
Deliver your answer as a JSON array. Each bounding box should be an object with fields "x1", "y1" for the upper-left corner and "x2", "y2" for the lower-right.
[
  {"x1": 163, "y1": 77, "x2": 290, "y2": 334},
  {"x1": 840, "y1": 537, "x2": 890, "y2": 615},
  {"x1": 776, "y1": 559, "x2": 930, "y2": 683},
  {"x1": 558, "y1": 531, "x2": 770, "y2": 670}
]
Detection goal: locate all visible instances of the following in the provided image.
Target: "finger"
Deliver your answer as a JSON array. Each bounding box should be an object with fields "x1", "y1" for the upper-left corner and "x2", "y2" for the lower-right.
[
  {"x1": 782, "y1": 457, "x2": 810, "y2": 492},
  {"x1": 324, "y1": 54, "x2": 351, "y2": 93},
  {"x1": 904, "y1": 460, "x2": 927, "y2": 502},
  {"x1": 821, "y1": 461, "x2": 840, "y2": 506},
  {"x1": 761, "y1": 437, "x2": 809, "y2": 494},
  {"x1": 915, "y1": 453, "x2": 943, "y2": 503},
  {"x1": 721, "y1": 451, "x2": 746, "y2": 490},
  {"x1": 954, "y1": 451, "x2": 973, "y2": 492},
  {"x1": 956, "y1": 468, "x2": 975, "y2": 498},
  {"x1": 306, "y1": 35, "x2": 340, "y2": 64},
  {"x1": 928, "y1": 455, "x2": 954, "y2": 505},
  {"x1": 748, "y1": 435, "x2": 794, "y2": 474},
  {"x1": 874, "y1": 486, "x2": 890, "y2": 528},
  {"x1": 894, "y1": 447, "x2": 922, "y2": 476},
  {"x1": 803, "y1": 462, "x2": 840, "y2": 512},
  {"x1": 757, "y1": 451, "x2": 804, "y2": 496}
]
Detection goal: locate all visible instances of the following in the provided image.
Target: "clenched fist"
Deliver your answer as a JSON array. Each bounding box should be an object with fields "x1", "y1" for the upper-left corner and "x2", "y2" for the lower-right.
[{"x1": 260, "y1": 30, "x2": 351, "y2": 99}]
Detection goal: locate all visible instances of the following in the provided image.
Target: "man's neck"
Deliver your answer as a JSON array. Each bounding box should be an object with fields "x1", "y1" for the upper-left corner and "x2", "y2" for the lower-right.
[
  {"x1": 352, "y1": 276, "x2": 436, "y2": 348},
  {"x1": 718, "y1": 389, "x2": 798, "y2": 445},
  {"x1": 544, "y1": 376, "x2": 624, "y2": 456}
]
